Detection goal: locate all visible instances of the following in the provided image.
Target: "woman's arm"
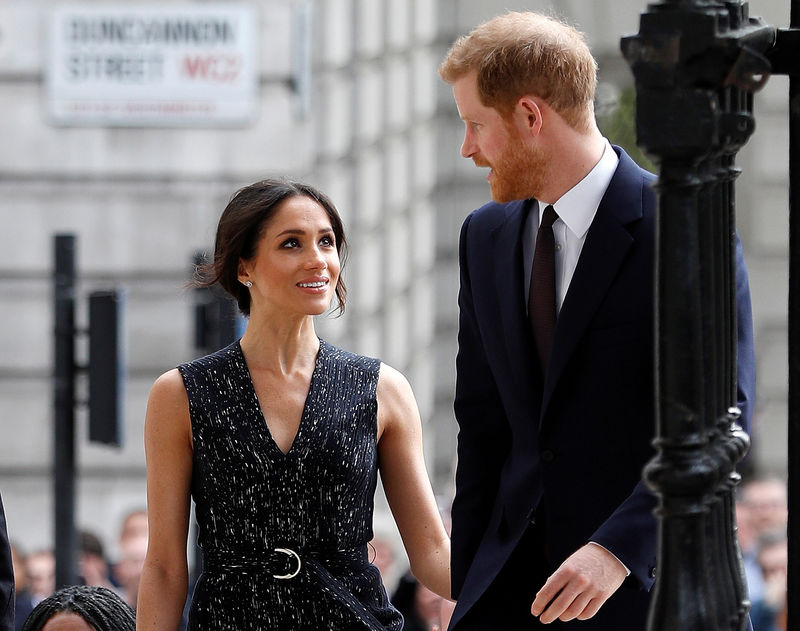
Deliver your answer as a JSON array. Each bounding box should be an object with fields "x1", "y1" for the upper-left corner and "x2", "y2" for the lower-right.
[
  {"x1": 377, "y1": 364, "x2": 451, "y2": 600},
  {"x1": 136, "y1": 369, "x2": 194, "y2": 631}
]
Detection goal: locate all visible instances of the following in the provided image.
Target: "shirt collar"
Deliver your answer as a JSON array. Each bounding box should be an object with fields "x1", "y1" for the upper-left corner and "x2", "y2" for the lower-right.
[{"x1": 538, "y1": 139, "x2": 619, "y2": 238}]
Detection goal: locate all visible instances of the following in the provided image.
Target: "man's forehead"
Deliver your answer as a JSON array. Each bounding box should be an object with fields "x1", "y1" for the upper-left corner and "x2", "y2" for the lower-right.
[{"x1": 452, "y1": 74, "x2": 485, "y2": 117}]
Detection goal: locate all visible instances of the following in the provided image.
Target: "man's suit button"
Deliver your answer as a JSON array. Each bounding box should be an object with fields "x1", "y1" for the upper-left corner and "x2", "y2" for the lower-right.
[
  {"x1": 649, "y1": 566, "x2": 657, "y2": 579},
  {"x1": 541, "y1": 449, "x2": 555, "y2": 463}
]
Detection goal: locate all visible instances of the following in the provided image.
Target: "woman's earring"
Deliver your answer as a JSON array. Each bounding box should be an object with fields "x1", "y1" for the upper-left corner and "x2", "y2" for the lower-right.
[{"x1": 245, "y1": 280, "x2": 253, "y2": 288}]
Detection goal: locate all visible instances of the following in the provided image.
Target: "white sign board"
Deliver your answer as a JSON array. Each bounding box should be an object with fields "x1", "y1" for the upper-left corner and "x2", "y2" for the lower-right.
[{"x1": 48, "y1": 4, "x2": 258, "y2": 126}]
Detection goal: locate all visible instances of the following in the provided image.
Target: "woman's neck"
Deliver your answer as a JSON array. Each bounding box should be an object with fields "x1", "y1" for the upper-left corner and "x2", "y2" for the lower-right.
[{"x1": 239, "y1": 312, "x2": 319, "y2": 375}]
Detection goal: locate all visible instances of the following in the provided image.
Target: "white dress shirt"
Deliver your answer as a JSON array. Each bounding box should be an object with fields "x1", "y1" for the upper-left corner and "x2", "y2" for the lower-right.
[{"x1": 523, "y1": 140, "x2": 619, "y2": 313}]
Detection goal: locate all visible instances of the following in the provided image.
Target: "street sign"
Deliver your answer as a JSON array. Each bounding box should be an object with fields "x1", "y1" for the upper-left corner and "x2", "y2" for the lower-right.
[{"x1": 47, "y1": 3, "x2": 258, "y2": 126}]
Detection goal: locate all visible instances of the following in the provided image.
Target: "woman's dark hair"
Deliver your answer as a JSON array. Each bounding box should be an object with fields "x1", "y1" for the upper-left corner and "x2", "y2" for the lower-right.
[
  {"x1": 21, "y1": 585, "x2": 136, "y2": 631},
  {"x1": 196, "y1": 178, "x2": 349, "y2": 316}
]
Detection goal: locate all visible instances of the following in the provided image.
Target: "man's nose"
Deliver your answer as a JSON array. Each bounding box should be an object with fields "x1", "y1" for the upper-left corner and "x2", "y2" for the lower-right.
[{"x1": 461, "y1": 128, "x2": 476, "y2": 158}]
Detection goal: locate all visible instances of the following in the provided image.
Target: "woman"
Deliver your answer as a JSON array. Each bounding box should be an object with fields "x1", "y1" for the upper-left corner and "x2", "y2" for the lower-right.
[
  {"x1": 21, "y1": 585, "x2": 135, "y2": 631},
  {"x1": 136, "y1": 179, "x2": 450, "y2": 630}
]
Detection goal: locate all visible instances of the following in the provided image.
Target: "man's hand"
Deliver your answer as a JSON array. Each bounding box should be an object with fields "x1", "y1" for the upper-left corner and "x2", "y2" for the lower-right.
[{"x1": 530, "y1": 543, "x2": 627, "y2": 624}]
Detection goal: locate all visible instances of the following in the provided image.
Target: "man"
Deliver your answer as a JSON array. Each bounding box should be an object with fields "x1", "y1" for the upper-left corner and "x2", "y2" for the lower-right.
[
  {"x1": 114, "y1": 510, "x2": 148, "y2": 609},
  {"x1": 24, "y1": 550, "x2": 54, "y2": 606},
  {"x1": 439, "y1": 11, "x2": 755, "y2": 629},
  {"x1": 749, "y1": 529, "x2": 788, "y2": 631},
  {"x1": 79, "y1": 531, "x2": 116, "y2": 591},
  {"x1": 738, "y1": 475, "x2": 788, "y2": 604},
  {"x1": 0, "y1": 494, "x2": 14, "y2": 631},
  {"x1": 741, "y1": 476, "x2": 788, "y2": 538}
]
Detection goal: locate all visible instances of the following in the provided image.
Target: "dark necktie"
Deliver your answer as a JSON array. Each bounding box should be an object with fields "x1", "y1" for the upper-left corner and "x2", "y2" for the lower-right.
[{"x1": 529, "y1": 205, "x2": 558, "y2": 374}]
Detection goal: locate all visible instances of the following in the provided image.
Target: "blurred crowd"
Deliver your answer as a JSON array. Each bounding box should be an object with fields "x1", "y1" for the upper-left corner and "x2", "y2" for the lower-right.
[
  {"x1": 737, "y1": 475, "x2": 789, "y2": 631},
  {"x1": 10, "y1": 509, "x2": 149, "y2": 631}
]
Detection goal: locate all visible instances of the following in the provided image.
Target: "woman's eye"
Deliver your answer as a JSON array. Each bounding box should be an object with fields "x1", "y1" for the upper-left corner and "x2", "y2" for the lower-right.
[
  {"x1": 320, "y1": 236, "x2": 334, "y2": 247},
  {"x1": 281, "y1": 238, "x2": 299, "y2": 248}
]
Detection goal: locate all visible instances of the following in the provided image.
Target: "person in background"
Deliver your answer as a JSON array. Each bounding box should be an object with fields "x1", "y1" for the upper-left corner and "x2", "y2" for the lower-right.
[
  {"x1": 20, "y1": 585, "x2": 135, "y2": 631},
  {"x1": 438, "y1": 10, "x2": 755, "y2": 629},
  {"x1": 741, "y1": 477, "x2": 788, "y2": 539},
  {"x1": 391, "y1": 571, "x2": 444, "y2": 631},
  {"x1": 0, "y1": 494, "x2": 13, "y2": 631},
  {"x1": 749, "y1": 529, "x2": 787, "y2": 631},
  {"x1": 117, "y1": 511, "x2": 148, "y2": 547},
  {"x1": 77, "y1": 531, "x2": 115, "y2": 592},
  {"x1": 737, "y1": 493, "x2": 764, "y2": 604},
  {"x1": 24, "y1": 553, "x2": 54, "y2": 608},
  {"x1": 113, "y1": 510, "x2": 149, "y2": 609},
  {"x1": 737, "y1": 487, "x2": 764, "y2": 603},
  {"x1": 115, "y1": 536, "x2": 147, "y2": 610},
  {"x1": 10, "y1": 544, "x2": 33, "y2": 631},
  {"x1": 369, "y1": 535, "x2": 399, "y2": 596},
  {"x1": 740, "y1": 476, "x2": 788, "y2": 604}
]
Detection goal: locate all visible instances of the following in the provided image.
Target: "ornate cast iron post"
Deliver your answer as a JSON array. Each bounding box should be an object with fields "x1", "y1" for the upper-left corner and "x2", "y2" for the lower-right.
[{"x1": 622, "y1": 2, "x2": 772, "y2": 629}]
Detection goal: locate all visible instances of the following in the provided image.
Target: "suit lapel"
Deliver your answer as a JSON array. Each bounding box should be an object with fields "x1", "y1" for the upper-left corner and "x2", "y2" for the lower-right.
[
  {"x1": 541, "y1": 150, "x2": 646, "y2": 414},
  {"x1": 489, "y1": 199, "x2": 542, "y2": 393}
]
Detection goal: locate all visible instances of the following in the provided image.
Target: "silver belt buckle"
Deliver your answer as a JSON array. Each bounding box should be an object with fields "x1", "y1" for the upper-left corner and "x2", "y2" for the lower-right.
[{"x1": 273, "y1": 547, "x2": 302, "y2": 579}]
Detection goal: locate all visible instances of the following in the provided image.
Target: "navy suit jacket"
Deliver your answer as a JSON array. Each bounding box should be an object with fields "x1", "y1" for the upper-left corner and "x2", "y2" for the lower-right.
[{"x1": 449, "y1": 147, "x2": 756, "y2": 629}]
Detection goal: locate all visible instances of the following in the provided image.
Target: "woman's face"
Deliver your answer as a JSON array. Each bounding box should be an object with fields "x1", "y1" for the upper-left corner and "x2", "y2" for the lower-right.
[
  {"x1": 41, "y1": 612, "x2": 95, "y2": 631},
  {"x1": 239, "y1": 195, "x2": 341, "y2": 318}
]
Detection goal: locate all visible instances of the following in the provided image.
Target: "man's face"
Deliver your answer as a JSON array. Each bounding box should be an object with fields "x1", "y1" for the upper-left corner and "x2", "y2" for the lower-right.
[
  {"x1": 743, "y1": 479, "x2": 788, "y2": 534},
  {"x1": 27, "y1": 552, "x2": 55, "y2": 598},
  {"x1": 452, "y1": 72, "x2": 547, "y2": 202},
  {"x1": 758, "y1": 540, "x2": 788, "y2": 589}
]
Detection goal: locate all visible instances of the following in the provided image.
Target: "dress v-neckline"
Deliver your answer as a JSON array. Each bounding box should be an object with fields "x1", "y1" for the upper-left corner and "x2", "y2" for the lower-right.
[{"x1": 237, "y1": 339, "x2": 324, "y2": 458}]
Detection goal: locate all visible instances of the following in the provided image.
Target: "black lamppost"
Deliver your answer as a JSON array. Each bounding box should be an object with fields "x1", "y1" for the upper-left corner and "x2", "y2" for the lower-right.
[{"x1": 622, "y1": 2, "x2": 773, "y2": 629}]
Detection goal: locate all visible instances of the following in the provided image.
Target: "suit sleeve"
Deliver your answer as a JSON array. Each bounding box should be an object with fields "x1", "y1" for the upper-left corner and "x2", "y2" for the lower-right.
[
  {"x1": 590, "y1": 232, "x2": 756, "y2": 590},
  {"x1": 450, "y1": 212, "x2": 511, "y2": 599},
  {"x1": 0, "y1": 493, "x2": 14, "y2": 631},
  {"x1": 734, "y1": 234, "x2": 755, "y2": 434}
]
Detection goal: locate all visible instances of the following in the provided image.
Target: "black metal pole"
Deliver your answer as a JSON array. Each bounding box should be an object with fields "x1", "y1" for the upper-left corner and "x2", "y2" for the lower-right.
[
  {"x1": 623, "y1": 1, "x2": 772, "y2": 628},
  {"x1": 650, "y1": 164, "x2": 718, "y2": 631},
  {"x1": 787, "y1": 0, "x2": 800, "y2": 624},
  {"x1": 53, "y1": 234, "x2": 77, "y2": 588}
]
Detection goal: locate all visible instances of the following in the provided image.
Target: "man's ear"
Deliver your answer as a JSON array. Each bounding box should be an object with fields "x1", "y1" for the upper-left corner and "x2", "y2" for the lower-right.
[{"x1": 516, "y1": 96, "x2": 543, "y2": 137}]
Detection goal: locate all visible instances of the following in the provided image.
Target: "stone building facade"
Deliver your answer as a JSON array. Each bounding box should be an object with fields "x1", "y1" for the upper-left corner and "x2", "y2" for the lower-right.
[{"x1": 0, "y1": 0, "x2": 790, "y2": 568}]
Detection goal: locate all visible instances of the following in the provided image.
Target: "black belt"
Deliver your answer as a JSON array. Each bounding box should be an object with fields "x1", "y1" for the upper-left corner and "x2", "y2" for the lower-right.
[
  {"x1": 202, "y1": 545, "x2": 391, "y2": 630},
  {"x1": 204, "y1": 545, "x2": 368, "y2": 580}
]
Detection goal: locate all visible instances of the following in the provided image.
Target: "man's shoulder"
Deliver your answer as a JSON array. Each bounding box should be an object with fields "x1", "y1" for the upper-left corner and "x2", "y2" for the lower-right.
[
  {"x1": 612, "y1": 145, "x2": 657, "y2": 189},
  {"x1": 605, "y1": 146, "x2": 658, "y2": 221},
  {"x1": 464, "y1": 198, "x2": 529, "y2": 231}
]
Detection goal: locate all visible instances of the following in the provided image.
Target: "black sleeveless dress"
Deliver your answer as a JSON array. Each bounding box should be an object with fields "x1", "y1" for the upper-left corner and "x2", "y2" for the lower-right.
[{"x1": 177, "y1": 339, "x2": 403, "y2": 630}]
